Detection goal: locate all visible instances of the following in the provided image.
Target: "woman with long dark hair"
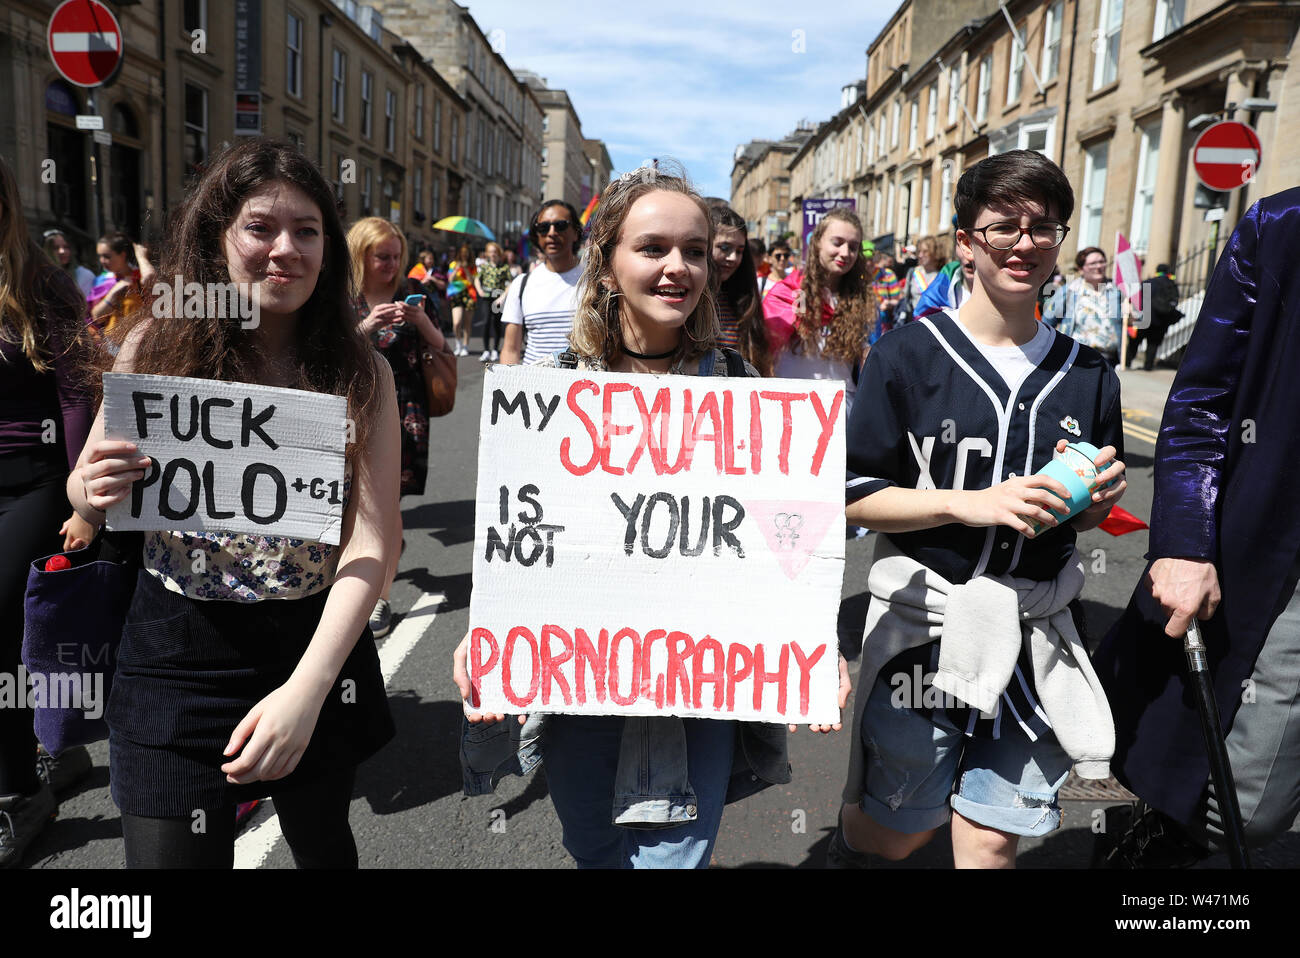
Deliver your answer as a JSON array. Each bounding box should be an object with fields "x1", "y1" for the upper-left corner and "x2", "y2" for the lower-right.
[
  {"x1": 709, "y1": 205, "x2": 773, "y2": 376},
  {"x1": 67, "y1": 139, "x2": 398, "y2": 868},
  {"x1": 0, "y1": 155, "x2": 95, "y2": 866}
]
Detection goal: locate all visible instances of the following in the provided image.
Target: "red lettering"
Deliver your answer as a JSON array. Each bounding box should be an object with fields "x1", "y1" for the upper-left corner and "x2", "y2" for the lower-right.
[
  {"x1": 599, "y1": 382, "x2": 635, "y2": 475},
  {"x1": 809, "y1": 390, "x2": 844, "y2": 476},
  {"x1": 749, "y1": 390, "x2": 762, "y2": 474},
  {"x1": 501, "y1": 627, "x2": 540, "y2": 708},
  {"x1": 721, "y1": 390, "x2": 745, "y2": 475},
  {"x1": 692, "y1": 636, "x2": 725, "y2": 710},
  {"x1": 640, "y1": 628, "x2": 667, "y2": 708},
  {"x1": 559, "y1": 382, "x2": 601, "y2": 476},
  {"x1": 752, "y1": 643, "x2": 790, "y2": 715},
  {"x1": 760, "y1": 391, "x2": 808, "y2": 475},
  {"x1": 664, "y1": 390, "x2": 696, "y2": 474},
  {"x1": 540, "y1": 624, "x2": 574, "y2": 706},
  {"x1": 468, "y1": 627, "x2": 499, "y2": 709},
  {"x1": 687, "y1": 391, "x2": 725, "y2": 474},
  {"x1": 607, "y1": 627, "x2": 642, "y2": 706},
  {"x1": 665, "y1": 631, "x2": 695, "y2": 706},
  {"x1": 789, "y1": 642, "x2": 827, "y2": 717},
  {"x1": 725, "y1": 642, "x2": 753, "y2": 712},
  {"x1": 627, "y1": 387, "x2": 673, "y2": 475},
  {"x1": 573, "y1": 628, "x2": 608, "y2": 705}
]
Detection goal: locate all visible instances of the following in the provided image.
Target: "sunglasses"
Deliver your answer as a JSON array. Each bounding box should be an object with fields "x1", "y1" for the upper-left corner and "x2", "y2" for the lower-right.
[
  {"x1": 772, "y1": 252, "x2": 790, "y2": 260},
  {"x1": 535, "y1": 220, "x2": 571, "y2": 235}
]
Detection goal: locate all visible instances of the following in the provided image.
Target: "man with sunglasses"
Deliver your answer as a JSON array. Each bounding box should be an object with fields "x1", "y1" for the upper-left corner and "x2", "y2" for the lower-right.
[
  {"x1": 759, "y1": 240, "x2": 792, "y2": 299},
  {"x1": 500, "y1": 200, "x2": 583, "y2": 366},
  {"x1": 830, "y1": 150, "x2": 1126, "y2": 868}
]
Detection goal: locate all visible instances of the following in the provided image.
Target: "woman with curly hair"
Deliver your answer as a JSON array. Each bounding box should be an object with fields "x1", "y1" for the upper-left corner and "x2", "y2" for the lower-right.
[
  {"x1": 709, "y1": 205, "x2": 773, "y2": 376},
  {"x1": 453, "y1": 162, "x2": 849, "y2": 868},
  {"x1": 67, "y1": 138, "x2": 397, "y2": 868},
  {"x1": 762, "y1": 207, "x2": 875, "y2": 408}
]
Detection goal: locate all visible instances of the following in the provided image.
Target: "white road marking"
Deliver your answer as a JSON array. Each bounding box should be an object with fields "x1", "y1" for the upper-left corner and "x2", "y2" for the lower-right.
[{"x1": 232, "y1": 591, "x2": 446, "y2": 869}]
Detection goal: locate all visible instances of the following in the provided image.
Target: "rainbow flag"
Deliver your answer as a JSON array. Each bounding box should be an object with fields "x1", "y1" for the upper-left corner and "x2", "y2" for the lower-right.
[
  {"x1": 580, "y1": 194, "x2": 600, "y2": 227},
  {"x1": 407, "y1": 262, "x2": 429, "y2": 282}
]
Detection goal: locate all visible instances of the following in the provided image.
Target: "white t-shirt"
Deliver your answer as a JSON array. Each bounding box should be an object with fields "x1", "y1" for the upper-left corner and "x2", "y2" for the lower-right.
[
  {"x1": 501, "y1": 263, "x2": 582, "y2": 365},
  {"x1": 949, "y1": 309, "x2": 1054, "y2": 391}
]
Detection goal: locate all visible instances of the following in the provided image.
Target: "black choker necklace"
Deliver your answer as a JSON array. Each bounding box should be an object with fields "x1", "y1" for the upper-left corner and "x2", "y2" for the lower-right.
[{"x1": 622, "y1": 344, "x2": 677, "y2": 360}]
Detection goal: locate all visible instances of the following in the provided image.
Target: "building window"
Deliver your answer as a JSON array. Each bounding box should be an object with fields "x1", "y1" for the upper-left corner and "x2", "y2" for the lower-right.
[
  {"x1": 1018, "y1": 118, "x2": 1055, "y2": 155},
  {"x1": 183, "y1": 0, "x2": 206, "y2": 34},
  {"x1": 183, "y1": 83, "x2": 208, "y2": 177},
  {"x1": 468, "y1": 43, "x2": 475, "y2": 73},
  {"x1": 541, "y1": 146, "x2": 548, "y2": 166},
  {"x1": 1080, "y1": 142, "x2": 1109, "y2": 247},
  {"x1": 939, "y1": 159, "x2": 953, "y2": 226},
  {"x1": 886, "y1": 180, "x2": 897, "y2": 233},
  {"x1": 977, "y1": 54, "x2": 992, "y2": 124},
  {"x1": 334, "y1": 153, "x2": 346, "y2": 205},
  {"x1": 361, "y1": 167, "x2": 372, "y2": 213},
  {"x1": 867, "y1": 121, "x2": 876, "y2": 162},
  {"x1": 434, "y1": 99, "x2": 442, "y2": 152},
  {"x1": 286, "y1": 12, "x2": 303, "y2": 98},
  {"x1": 415, "y1": 84, "x2": 424, "y2": 140},
  {"x1": 873, "y1": 187, "x2": 883, "y2": 236},
  {"x1": 331, "y1": 49, "x2": 347, "y2": 123},
  {"x1": 1042, "y1": 1, "x2": 1063, "y2": 82},
  {"x1": 926, "y1": 81, "x2": 938, "y2": 140},
  {"x1": 1130, "y1": 122, "x2": 1161, "y2": 253},
  {"x1": 413, "y1": 166, "x2": 423, "y2": 216},
  {"x1": 1007, "y1": 28, "x2": 1025, "y2": 104},
  {"x1": 542, "y1": 114, "x2": 549, "y2": 134},
  {"x1": 287, "y1": 129, "x2": 303, "y2": 151},
  {"x1": 385, "y1": 89, "x2": 396, "y2": 152},
  {"x1": 451, "y1": 115, "x2": 459, "y2": 165},
  {"x1": 877, "y1": 115, "x2": 886, "y2": 158},
  {"x1": 887, "y1": 101, "x2": 898, "y2": 148},
  {"x1": 908, "y1": 100, "x2": 919, "y2": 150},
  {"x1": 1093, "y1": 0, "x2": 1124, "y2": 90},
  {"x1": 919, "y1": 172, "x2": 932, "y2": 235},
  {"x1": 1152, "y1": 0, "x2": 1184, "y2": 40},
  {"x1": 360, "y1": 71, "x2": 373, "y2": 138},
  {"x1": 476, "y1": 117, "x2": 484, "y2": 169},
  {"x1": 431, "y1": 172, "x2": 440, "y2": 221},
  {"x1": 947, "y1": 65, "x2": 960, "y2": 125}
]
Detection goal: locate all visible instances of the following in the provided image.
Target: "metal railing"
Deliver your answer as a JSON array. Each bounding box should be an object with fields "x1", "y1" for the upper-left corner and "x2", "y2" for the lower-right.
[{"x1": 1155, "y1": 239, "x2": 1217, "y2": 362}]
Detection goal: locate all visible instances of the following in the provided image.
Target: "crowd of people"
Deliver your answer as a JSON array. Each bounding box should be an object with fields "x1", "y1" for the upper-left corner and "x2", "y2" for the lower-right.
[{"x1": 0, "y1": 133, "x2": 1285, "y2": 872}]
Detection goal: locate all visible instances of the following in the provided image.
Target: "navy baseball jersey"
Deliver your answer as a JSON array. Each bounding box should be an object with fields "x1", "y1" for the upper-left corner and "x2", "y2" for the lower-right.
[{"x1": 846, "y1": 308, "x2": 1124, "y2": 585}]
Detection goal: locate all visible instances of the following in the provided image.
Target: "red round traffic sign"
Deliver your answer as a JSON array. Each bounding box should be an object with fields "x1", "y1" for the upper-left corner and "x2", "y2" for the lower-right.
[
  {"x1": 47, "y1": 0, "x2": 124, "y2": 88},
  {"x1": 1192, "y1": 121, "x2": 1262, "y2": 192}
]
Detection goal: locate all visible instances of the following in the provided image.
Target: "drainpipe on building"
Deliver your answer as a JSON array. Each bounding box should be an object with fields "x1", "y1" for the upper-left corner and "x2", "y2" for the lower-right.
[{"x1": 158, "y1": 0, "x2": 167, "y2": 213}]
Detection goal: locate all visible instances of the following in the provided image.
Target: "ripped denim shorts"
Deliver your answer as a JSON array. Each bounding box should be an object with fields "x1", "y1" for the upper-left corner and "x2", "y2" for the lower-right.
[{"x1": 858, "y1": 669, "x2": 1072, "y2": 837}]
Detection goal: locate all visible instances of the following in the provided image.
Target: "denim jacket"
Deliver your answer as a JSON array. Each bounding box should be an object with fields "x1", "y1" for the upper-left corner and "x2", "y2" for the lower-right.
[{"x1": 459, "y1": 347, "x2": 791, "y2": 824}]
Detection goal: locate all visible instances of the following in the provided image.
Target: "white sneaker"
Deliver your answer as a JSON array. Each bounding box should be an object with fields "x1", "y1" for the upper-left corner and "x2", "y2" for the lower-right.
[
  {"x1": 480, "y1": 350, "x2": 491, "y2": 362},
  {"x1": 458, "y1": 345, "x2": 469, "y2": 357},
  {"x1": 489, "y1": 350, "x2": 499, "y2": 361}
]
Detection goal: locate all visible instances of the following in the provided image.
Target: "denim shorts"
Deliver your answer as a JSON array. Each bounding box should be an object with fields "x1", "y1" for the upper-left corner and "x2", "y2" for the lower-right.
[{"x1": 858, "y1": 669, "x2": 1072, "y2": 837}]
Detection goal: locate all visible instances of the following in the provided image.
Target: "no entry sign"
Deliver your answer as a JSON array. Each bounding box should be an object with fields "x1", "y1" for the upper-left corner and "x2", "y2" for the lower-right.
[
  {"x1": 47, "y1": 0, "x2": 123, "y2": 88},
  {"x1": 1193, "y1": 121, "x2": 1262, "y2": 192}
]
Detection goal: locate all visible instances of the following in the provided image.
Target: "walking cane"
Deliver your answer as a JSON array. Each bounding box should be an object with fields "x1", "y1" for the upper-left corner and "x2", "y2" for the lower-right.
[{"x1": 1185, "y1": 619, "x2": 1250, "y2": 868}]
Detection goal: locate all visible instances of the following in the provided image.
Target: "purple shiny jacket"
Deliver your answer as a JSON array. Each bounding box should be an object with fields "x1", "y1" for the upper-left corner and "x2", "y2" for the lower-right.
[{"x1": 1095, "y1": 190, "x2": 1300, "y2": 824}]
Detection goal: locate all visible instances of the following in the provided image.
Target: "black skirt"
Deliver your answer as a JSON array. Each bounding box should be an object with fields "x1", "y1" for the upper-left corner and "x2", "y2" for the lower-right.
[{"x1": 108, "y1": 569, "x2": 395, "y2": 817}]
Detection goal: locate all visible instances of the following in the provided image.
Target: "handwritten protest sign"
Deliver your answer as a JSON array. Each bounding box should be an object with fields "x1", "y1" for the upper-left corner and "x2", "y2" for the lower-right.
[
  {"x1": 468, "y1": 365, "x2": 846, "y2": 724},
  {"x1": 103, "y1": 373, "x2": 348, "y2": 544}
]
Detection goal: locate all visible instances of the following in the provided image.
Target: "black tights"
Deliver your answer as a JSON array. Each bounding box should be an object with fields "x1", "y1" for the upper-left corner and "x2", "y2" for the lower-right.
[{"x1": 121, "y1": 767, "x2": 358, "y2": 869}]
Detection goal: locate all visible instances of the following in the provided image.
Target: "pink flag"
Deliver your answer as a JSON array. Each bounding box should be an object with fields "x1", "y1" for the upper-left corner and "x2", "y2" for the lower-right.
[{"x1": 1114, "y1": 232, "x2": 1143, "y2": 311}]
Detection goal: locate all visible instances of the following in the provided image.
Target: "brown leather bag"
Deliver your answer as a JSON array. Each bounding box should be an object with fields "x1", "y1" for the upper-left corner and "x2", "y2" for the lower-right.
[{"x1": 421, "y1": 343, "x2": 457, "y2": 417}]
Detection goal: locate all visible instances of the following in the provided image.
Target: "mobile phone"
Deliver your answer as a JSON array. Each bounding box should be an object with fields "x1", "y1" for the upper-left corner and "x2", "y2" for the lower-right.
[{"x1": 405, "y1": 294, "x2": 426, "y2": 306}]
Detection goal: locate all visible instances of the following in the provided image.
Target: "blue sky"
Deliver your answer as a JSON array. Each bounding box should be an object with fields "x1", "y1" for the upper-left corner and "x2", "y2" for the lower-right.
[{"x1": 461, "y1": 0, "x2": 892, "y2": 200}]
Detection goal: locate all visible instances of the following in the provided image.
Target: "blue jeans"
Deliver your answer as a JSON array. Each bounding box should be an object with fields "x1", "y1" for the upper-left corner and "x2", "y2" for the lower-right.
[
  {"x1": 542, "y1": 715, "x2": 735, "y2": 868},
  {"x1": 859, "y1": 671, "x2": 1072, "y2": 837}
]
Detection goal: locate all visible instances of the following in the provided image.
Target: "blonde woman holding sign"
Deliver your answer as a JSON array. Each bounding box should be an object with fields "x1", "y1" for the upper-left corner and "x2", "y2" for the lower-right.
[
  {"x1": 453, "y1": 163, "x2": 849, "y2": 868},
  {"x1": 67, "y1": 139, "x2": 398, "y2": 869}
]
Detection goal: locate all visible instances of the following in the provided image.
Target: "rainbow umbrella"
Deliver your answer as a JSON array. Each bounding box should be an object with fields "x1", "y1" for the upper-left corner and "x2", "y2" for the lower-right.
[
  {"x1": 87, "y1": 270, "x2": 116, "y2": 304},
  {"x1": 431, "y1": 215, "x2": 496, "y2": 241},
  {"x1": 579, "y1": 194, "x2": 600, "y2": 227}
]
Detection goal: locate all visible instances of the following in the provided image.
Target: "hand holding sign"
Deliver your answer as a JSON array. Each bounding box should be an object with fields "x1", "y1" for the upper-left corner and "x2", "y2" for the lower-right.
[{"x1": 80, "y1": 439, "x2": 151, "y2": 511}]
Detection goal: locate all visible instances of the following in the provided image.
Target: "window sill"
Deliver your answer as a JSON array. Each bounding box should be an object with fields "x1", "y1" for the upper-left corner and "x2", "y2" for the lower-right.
[{"x1": 1086, "y1": 80, "x2": 1120, "y2": 102}]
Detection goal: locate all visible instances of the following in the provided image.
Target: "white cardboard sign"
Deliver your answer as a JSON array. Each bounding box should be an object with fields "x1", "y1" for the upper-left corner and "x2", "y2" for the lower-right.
[
  {"x1": 468, "y1": 364, "x2": 847, "y2": 724},
  {"x1": 103, "y1": 373, "x2": 348, "y2": 544}
]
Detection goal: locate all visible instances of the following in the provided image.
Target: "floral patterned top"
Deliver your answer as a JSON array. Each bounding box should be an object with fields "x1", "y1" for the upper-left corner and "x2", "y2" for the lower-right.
[{"x1": 144, "y1": 472, "x2": 352, "y2": 603}]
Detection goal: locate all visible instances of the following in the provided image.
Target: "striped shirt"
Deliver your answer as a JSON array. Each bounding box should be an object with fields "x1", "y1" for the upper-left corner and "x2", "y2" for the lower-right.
[
  {"x1": 716, "y1": 295, "x2": 740, "y2": 349},
  {"x1": 501, "y1": 263, "x2": 582, "y2": 365}
]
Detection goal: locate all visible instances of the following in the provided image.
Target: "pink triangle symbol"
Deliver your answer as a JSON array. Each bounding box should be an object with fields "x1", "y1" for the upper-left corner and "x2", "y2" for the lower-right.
[{"x1": 747, "y1": 500, "x2": 843, "y2": 580}]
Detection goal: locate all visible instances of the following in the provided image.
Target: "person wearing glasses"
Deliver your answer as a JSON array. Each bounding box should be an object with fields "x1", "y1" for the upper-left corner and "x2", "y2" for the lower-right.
[
  {"x1": 828, "y1": 150, "x2": 1126, "y2": 869},
  {"x1": 499, "y1": 201, "x2": 583, "y2": 366},
  {"x1": 759, "y1": 239, "x2": 791, "y2": 299},
  {"x1": 1044, "y1": 246, "x2": 1124, "y2": 367}
]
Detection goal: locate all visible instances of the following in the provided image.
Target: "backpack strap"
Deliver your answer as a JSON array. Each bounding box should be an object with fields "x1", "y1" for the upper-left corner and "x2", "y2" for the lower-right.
[
  {"x1": 697, "y1": 350, "x2": 717, "y2": 376},
  {"x1": 721, "y1": 347, "x2": 749, "y2": 378}
]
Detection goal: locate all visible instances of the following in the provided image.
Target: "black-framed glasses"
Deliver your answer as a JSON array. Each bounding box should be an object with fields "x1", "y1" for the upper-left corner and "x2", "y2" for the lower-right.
[
  {"x1": 970, "y1": 221, "x2": 1069, "y2": 250},
  {"x1": 536, "y1": 219, "x2": 571, "y2": 235}
]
